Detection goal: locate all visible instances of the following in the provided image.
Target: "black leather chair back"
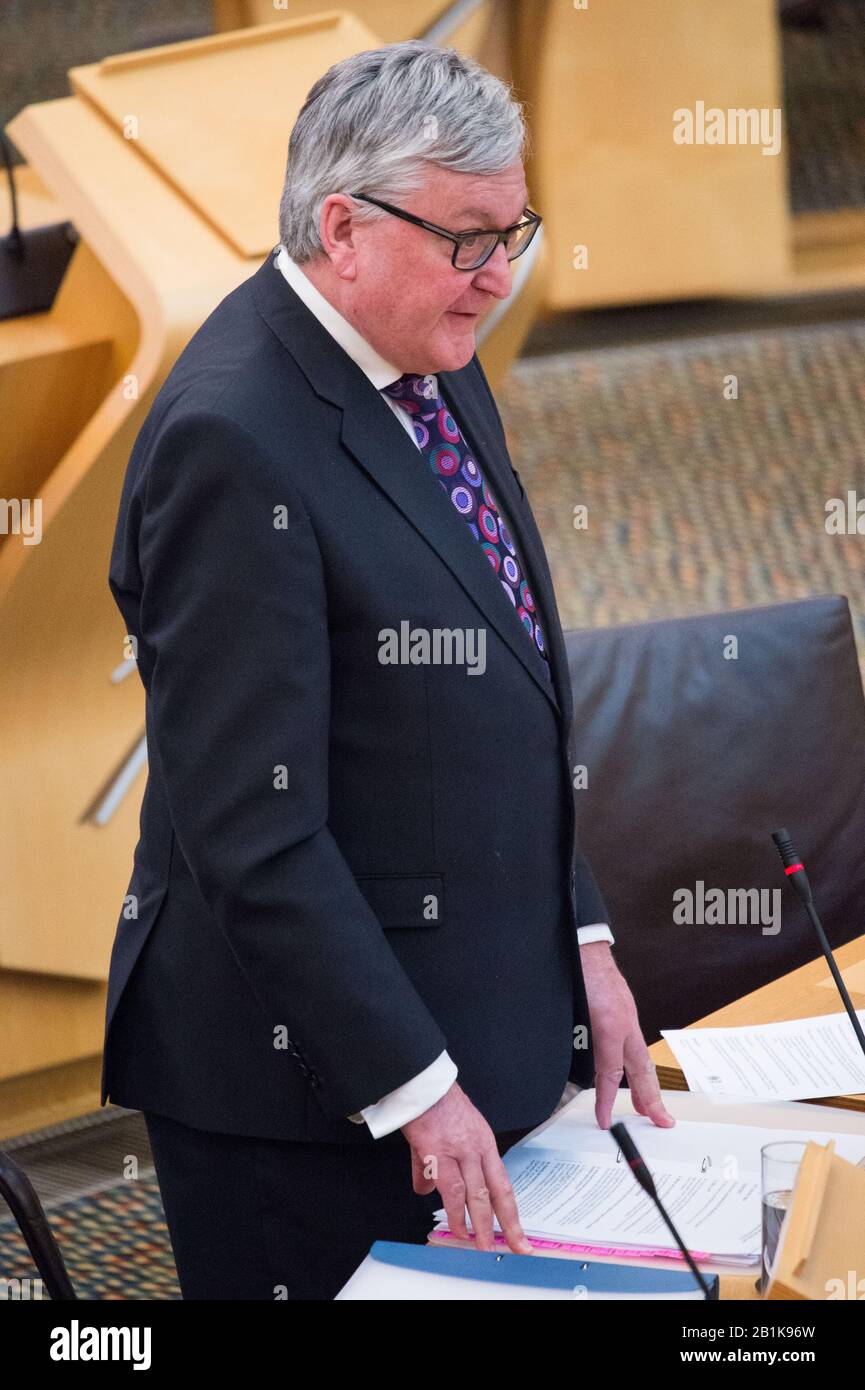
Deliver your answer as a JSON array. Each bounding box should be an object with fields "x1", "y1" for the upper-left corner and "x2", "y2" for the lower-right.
[{"x1": 565, "y1": 595, "x2": 865, "y2": 1044}]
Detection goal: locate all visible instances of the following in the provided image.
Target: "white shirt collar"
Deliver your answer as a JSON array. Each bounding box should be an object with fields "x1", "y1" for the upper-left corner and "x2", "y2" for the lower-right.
[{"x1": 273, "y1": 243, "x2": 405, "y2": 391}]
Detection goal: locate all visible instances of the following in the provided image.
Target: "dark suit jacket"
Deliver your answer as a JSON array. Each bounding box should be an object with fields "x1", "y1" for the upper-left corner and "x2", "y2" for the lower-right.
[{"x1": 101, "y1": 250, "x2": 611, "y2": 1143}]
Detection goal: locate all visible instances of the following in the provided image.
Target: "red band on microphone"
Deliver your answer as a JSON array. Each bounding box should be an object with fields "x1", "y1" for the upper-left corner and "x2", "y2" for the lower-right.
[{"x1": 784, "y1": 863, "x2": 804, "y2": 875}]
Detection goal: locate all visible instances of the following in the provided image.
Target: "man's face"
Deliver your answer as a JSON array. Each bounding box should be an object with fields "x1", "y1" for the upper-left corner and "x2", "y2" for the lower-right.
[{"x1": 314, "y1": 160, "x2": 529, "y2": 374}]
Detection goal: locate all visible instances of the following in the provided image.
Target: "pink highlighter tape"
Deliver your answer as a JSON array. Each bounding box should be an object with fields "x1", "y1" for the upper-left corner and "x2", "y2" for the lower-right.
[{"x1": 429, "y1": 1230, "x2": 712, "y2": 1261}]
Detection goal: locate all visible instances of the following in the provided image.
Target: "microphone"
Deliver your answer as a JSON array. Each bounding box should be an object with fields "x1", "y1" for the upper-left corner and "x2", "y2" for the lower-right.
[
  {"x1": 610, "y1": 1121, "x2": 714, "y2": 1299},
  {"x1": 771, "y1": 829, "x2": 865, "y2": 1062}
]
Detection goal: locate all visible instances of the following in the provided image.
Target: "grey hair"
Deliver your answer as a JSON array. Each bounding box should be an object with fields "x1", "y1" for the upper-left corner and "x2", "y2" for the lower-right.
[{"x1": 278, "y1": 39, "x2": 528, "y2": 263}]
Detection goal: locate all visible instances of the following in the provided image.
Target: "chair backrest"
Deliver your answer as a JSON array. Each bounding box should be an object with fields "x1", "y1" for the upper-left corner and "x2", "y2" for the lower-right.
[
  {"x1": 0, "y1": 1150, "x2": 76, "y2": 1299},
  {"x1": 564, "y1": 595, "x2": 865, "y2": 1044}
]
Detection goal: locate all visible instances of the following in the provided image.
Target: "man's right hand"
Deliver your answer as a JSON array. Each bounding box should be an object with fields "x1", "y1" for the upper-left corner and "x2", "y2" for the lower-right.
[{"x1": 401, "y1": 1081, "x2": 533, "y2": 1255}]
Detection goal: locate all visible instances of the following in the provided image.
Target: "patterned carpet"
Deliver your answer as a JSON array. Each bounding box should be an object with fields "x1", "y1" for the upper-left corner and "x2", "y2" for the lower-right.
[
  {"x1": 500, "y1": 319, "x2": 865, "y2": 683},
  {"x1": 0, "y1": 1171, "x2": 179, "y2": 1300}
]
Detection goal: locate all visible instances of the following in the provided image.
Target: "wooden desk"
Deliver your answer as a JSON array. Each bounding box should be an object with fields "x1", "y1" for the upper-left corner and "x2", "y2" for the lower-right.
[{"x1": 649, "y1": 934, "x2": 865, "y2": 1113}]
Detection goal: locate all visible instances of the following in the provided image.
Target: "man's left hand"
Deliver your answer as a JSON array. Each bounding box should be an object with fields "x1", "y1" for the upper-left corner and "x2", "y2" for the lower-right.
[{"x1": 579, "y1": 941, "x2": 676, "y2": 1131}]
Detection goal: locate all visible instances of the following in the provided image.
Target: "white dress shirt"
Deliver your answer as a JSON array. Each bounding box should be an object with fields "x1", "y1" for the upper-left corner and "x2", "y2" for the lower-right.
[{"x1": 272, "y1": 244, "x2": 613, "y2": 1137}]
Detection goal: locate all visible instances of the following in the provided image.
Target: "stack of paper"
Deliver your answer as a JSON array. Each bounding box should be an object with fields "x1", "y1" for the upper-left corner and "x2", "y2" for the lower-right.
[{"x1": 432, "y1": 1111, "x2": 865, "y2": 1266}]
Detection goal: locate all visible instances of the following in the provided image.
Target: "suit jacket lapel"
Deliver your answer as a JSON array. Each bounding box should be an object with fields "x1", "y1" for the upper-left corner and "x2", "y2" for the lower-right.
[
  {"x1": 251, "y1": 255, "x2": 564, "y2": 720},
  {"x1": 437, "y1": 365, "x2": 573, "y2": 727}
]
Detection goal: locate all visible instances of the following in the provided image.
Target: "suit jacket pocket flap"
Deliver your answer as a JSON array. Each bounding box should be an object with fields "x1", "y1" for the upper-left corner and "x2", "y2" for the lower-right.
[{"x1": 354, "y1": 873, "x2": 444, "y2": 929}]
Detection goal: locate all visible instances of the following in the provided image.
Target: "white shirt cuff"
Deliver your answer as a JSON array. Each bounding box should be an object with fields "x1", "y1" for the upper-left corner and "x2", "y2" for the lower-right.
[
  {"x1": 347, "y1": 1049, "x2": 458, "y2": 1138},
  {"x1": 576, "y1": 922, "x2": 614, "y2": 945}
]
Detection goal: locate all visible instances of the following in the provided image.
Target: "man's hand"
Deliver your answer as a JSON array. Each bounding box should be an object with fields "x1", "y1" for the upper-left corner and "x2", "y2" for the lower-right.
[
  {"x1": 401, "y1": 1082, "x2": 533, "y2": 1255},
  {"x1": 579, "y1": 941, "x2": 676, "y2": 1131}
]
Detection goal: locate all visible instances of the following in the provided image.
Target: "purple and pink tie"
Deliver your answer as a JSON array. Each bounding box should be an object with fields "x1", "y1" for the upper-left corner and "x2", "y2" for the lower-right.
[{"x1": 383, "y1": 371, "x2": 551, "y2": 680}]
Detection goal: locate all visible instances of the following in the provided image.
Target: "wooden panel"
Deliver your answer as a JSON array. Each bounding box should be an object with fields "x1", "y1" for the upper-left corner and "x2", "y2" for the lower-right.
[
  {"x1": 0, "y1": 1056, "x2": 104, "y2": 1143},
  {"x1": 0, "y1": 971, "x2": 104, "y2": 1089},
  {"x1": 0, "y1": 161, "x2": 67, "y2": 227},
  {"x1": 515, "y1": 0, "x2": 790, "y2": 310},
  {"x1": 0, "y1": 339, "x2": 111, "y2": 504},
  {"x1": 212, "y1": 0, "x2": 513, "y2": 77},
  {"x1": 1, "y1": 93, "x2": 249, "y2": 983},
  {"x1": 0, "y1": 237, "x2": 138, "y2": 505},
  {"x1": 69, "y1": 11, "x2": 387, "y2": 258}
]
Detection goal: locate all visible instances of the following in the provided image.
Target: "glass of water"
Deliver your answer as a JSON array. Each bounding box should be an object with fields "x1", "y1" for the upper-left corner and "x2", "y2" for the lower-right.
[{"x1": 759, "y1": 1141, "x2": 807, "y2": 1295}]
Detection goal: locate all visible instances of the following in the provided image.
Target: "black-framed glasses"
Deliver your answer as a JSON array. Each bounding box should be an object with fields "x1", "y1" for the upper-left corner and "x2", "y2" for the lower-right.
[{"x1": 348, "y1": 192, "x2": 542, "y2": 271}]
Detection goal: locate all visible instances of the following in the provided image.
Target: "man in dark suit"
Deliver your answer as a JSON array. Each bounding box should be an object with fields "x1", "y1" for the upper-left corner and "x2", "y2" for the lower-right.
[{"x1": 102, "y1": 40, "x2": 672, "y2": 1300}]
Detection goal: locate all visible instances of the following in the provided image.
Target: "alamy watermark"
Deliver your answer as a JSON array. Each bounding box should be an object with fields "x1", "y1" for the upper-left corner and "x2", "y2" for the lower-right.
[
  {"x1": 673, "y1": 101, "x2": 782, "y2": 157},
  {"x1": 673, "y1": 881, "x2": 781, "y2": 936},
  {"x1": 0, "y1": 497, "x2": 41, "y2": 544},
  {"x1": 825, "y1": 491, "x2": 865, "y2": 534},
  {"x1": 378, "y1": 622, "x2": 486, "y2": 675},
  {"x1": 0, "y1": 1275, "x2": 44, "y2": 1299}
]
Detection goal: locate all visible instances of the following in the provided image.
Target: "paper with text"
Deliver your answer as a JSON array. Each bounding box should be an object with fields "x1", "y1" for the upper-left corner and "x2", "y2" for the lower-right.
[{"x1": 661, "y1": 1011, "x2": 865, "y2": 1100}]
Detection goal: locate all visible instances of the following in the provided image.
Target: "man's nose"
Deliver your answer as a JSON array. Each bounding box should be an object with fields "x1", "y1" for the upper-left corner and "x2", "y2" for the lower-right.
[{"x1": 472, "y1": 241, "x2": 513, "y2": 299}]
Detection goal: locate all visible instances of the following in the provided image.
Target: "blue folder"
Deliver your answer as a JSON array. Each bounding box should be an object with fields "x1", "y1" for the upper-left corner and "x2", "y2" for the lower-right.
[{"x1": 363, "y1": 1240, "x2": 718, "y2": 1298}]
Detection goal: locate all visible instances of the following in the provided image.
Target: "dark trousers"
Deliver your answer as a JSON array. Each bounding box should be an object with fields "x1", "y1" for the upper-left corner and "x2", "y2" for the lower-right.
[{"x1": 144, "y1": 1109, "x2": 537, "y2": 1300}]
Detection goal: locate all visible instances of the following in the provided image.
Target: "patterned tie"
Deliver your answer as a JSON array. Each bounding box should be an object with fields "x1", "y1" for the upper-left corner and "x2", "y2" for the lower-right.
[{"x1": 384, "y1": 372, "x2": 551, "y2": 680}]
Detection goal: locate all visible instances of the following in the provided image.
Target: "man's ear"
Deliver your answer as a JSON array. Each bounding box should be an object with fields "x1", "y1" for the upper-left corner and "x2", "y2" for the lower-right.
[{"x1": 318, "y1": 194, "x2": 359, "y2": 280}]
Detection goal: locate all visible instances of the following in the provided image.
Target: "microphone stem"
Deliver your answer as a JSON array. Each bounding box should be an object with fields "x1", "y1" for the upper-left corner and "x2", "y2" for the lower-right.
[
  {"x1": 806, "y1": 900, "x2": 865, "y2": 1058},
  {"x1": 651, "y1": 1198, "x2": 713, "y2": 1299}
]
